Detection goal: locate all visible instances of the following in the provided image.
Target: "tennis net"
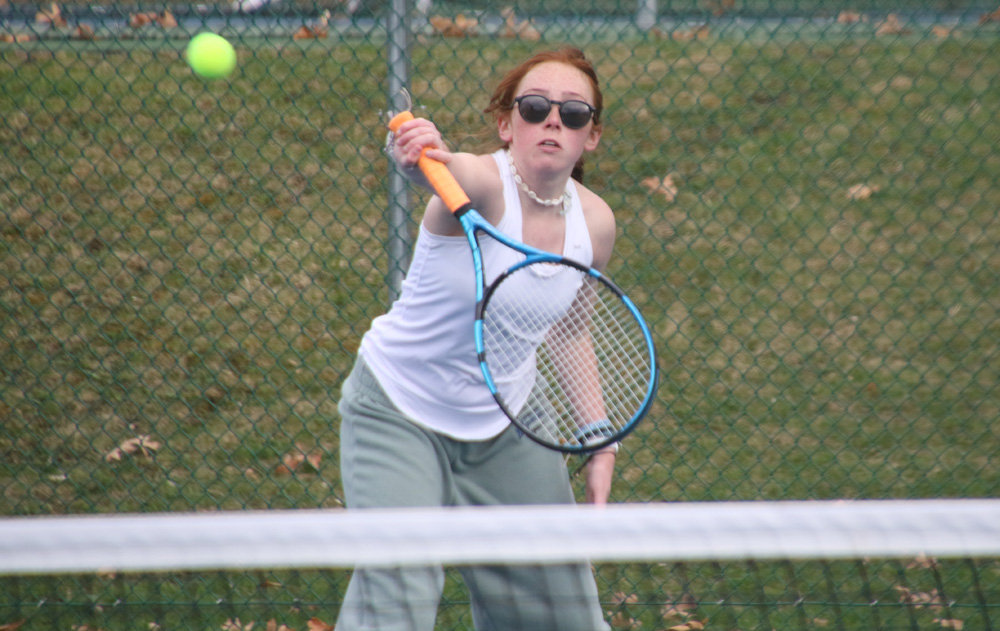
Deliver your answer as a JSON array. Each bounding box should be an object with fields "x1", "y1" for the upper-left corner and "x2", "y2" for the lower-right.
[{"x1": 2, "y1": 500, "x2": 999, "y2": 631}]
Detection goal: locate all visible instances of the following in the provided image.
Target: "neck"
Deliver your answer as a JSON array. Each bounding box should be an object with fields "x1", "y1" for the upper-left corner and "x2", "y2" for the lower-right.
[{"x1": 506, "y1": 150, "x2": 571, "y2": 215}]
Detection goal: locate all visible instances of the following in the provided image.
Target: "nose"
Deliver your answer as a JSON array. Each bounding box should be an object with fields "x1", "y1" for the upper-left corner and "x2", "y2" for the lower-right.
[{"x1": 544, "y1": 103, "x2": 562, "y2": 127}]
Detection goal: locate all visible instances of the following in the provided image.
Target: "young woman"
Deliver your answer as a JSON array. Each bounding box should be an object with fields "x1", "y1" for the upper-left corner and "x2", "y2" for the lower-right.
[{"x1": 336, "y1": 47, "x2": 615, "y2": 631}]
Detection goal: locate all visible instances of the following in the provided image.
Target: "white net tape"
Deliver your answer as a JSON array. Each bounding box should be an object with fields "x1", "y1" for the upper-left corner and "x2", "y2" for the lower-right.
[{"x1": 3, "y1": 499, "x2": 999, "y2": 575}]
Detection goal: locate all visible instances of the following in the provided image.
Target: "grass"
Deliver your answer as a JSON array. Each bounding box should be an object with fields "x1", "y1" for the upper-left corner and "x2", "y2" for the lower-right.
[{"x1": 1, "y1": 18, "x2": 999, "y2": 631}]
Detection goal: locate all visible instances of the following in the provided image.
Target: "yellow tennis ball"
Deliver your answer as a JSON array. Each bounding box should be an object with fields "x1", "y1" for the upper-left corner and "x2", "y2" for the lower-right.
[{"x1": 186, "y1": 32, "x2": 236, "y2": 80}]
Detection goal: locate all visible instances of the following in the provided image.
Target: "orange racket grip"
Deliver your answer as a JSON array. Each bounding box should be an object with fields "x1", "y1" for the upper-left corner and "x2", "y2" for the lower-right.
[{"x1": 388, "y1": 111, "x2": 472, "y2": 214}]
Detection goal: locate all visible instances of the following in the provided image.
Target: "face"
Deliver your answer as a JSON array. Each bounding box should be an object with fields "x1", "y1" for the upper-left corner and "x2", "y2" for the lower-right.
[{"x1": 498, "y1": 61, "x2": 602, "y2": 173}]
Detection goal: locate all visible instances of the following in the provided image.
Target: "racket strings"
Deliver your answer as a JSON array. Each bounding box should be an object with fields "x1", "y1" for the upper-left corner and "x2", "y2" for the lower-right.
[{"x1": 482, "y1": 264, "x2": 653, "y2": 450}]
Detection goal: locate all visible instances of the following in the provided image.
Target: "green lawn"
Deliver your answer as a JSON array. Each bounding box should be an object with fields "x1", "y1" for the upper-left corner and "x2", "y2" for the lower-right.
[{"x1": 1, "y1": 20, "x2": 999, "y2": 631}]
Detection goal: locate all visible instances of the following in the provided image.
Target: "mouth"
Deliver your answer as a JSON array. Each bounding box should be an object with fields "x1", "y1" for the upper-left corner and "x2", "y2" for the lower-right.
[{"x1": 539, "y1": 140, "x2": 561, "y2": 149}]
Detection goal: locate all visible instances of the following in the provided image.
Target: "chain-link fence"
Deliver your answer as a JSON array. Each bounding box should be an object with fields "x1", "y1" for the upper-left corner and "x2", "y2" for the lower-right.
[{"x1": 2, "y1": 0, "x2": 999, "y2": 628}]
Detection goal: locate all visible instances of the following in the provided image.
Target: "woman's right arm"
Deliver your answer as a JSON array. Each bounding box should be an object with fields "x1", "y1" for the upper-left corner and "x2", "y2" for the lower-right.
[{"x1": 389, "y1": 117, "x2": 503, "y2": 234}]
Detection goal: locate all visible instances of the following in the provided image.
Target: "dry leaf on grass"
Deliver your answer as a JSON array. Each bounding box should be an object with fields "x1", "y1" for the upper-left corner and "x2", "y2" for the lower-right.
[
  {"x1": 895, "y1": 585, "x2": 944, "y2": 610},
  {"x1": 612, "y1": 592, "x2": 639, "y2": 605},
  {"x1": 932, "y1": 25, "x2": 959, "y2": 37},
  {"x1": 429, "y1": 14, "x2": 478, "y2": 37},
  {"x1": 609, "y1": 612, "x2": 638, "y2": 629},
  {"x1": 846, "y1": 183, "x2": 879, "y2": 200},
  {"x1": 72, "y1": 24, "x2": 96, "y2": 40},
  {"x1": 653, "y1": 23, "x2": 710, "y2": 41},
  {"x1": 306, "y1": 618, "x2": 334, "y2": 631},
  {"x1": 157, "y1": 11, "x2": 178, "y2": 28},
  {"x1": 105, "y1": 435, "x2": 162, "y2": 462},
  {"x1": 0, "y1": 620, "x2": 27, "y2": 631},
  {"x1": 876, "y1": 14, "x2": 912, "y2": 36},
  {"x1": 294, "y1": 10, "x2": 330, "y2": 40},
  {"x1": 36, "y1": 2, "x2": 68, "y2": 27},
  {"x1": 498, "y1": 7, "x2": 540, "y2": 40},
  {"x1": 661, "y1": 597, "x2": 697, "y2": 619},
  {"x1": 275, "y1": 443, "x2": 323, "y2": 476},
  {"x1": 642, "y1": 174, "x2": 679, "y2": 203},
  {"x1": 936, "y1": 619, "x2": 964, "y2": 630},
  {"x1": 129, "y1": 12, "x2": 155, "y2": 27},
  {"x1": 667, "y1": 621, "x2": 705, "y2": 631},
  {"x1": 221, "y1": 619, "x2": 254, "y2": 631},
  {"x1": 706, "y1": 0, "x2": 735, "y2": 17},
  {"x1": 837, "y1": 11, "x2": 866, "y2": 23},
  {"x1": 1, "y1": 32, "x2": 33, "y2": 43},
  {"x1": 978, "y1": 7, "x2": 1000, "y2": 23},
  {"x1": 129, "y1": 11, "x2": 176, "y2": 28}
]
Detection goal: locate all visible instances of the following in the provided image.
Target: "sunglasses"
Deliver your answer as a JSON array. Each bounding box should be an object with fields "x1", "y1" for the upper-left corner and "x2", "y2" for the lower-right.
[{"x1": 512, "y1": 95, "x2": 596, "y2": 130}]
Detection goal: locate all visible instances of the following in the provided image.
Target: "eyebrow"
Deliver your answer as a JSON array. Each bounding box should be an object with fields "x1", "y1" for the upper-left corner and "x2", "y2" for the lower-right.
[{"x1": 518, "y1": 89, "x2": 590, "y2": 101}]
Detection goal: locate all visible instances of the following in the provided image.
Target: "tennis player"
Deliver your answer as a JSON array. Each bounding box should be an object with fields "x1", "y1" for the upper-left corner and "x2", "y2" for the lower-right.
[{"x1": 336, "y1": 48, "x2": 615, "y2": 631}]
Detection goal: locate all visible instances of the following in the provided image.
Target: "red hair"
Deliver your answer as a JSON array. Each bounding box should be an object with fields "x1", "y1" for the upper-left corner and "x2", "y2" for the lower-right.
[{"x1": 481, "y1": 47, "x2": 603, "y2": 182}]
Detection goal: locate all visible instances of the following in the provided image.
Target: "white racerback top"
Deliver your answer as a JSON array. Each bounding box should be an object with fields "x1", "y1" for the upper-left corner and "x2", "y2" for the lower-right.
[{"x1": 358, "y1": 150, "x2": 594, "y2": 440}]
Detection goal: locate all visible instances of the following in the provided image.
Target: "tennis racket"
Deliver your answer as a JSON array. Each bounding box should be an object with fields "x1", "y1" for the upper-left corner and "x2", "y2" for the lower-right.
[{"x1": 388, "y1": 110, "x2": 658, "y2": 454}]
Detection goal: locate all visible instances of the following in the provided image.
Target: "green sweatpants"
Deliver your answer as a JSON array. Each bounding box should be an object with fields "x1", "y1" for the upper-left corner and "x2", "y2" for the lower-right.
[{"x1": 335, "y1": 357, "x2": 609, "y2": 631}]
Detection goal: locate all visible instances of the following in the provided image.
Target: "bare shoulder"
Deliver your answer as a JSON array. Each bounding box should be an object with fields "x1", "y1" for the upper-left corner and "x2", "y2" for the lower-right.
[
  {"x1": 448, "y1": 152, "x2": 503, "y2": 215},
  {"x1": 421, "y1": 152, "x2": 504, "y2": 235},
  {"x1": 574, "y1": 182, "x2": 617, "y2": 271}
]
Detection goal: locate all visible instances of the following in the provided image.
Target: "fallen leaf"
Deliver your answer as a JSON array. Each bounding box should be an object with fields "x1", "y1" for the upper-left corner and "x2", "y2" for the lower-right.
[
  {"x1": 935, "y1": 619, "x2": 964, "y2": 630},
  {"x1": 293, "y1": 10, "x2": 330, "y2": 40},
  {"x1": 837, "y1": 11, "x2": 866, "y2": 23},
  {"x1": 128, "y1": 12, "x2": 157, "y2": 28},
  {"x1": 497, "y1": 7, "x2": 540, "y2": 40},
  {"x1": 221, "y1": 619, "x2": 254, "y2": 631},
  {"x1": 979, "y1": 7, "x2": 1000, "y2": 23},
  {"x1": 846, "y1": 183, "x2": 879, "y2": 200},
  {"x1": 1, "y1": 32, "x2": 33, "y2": 43},
  {"x1": 670, "y1": 24, "x2": 711, "y2": 41},
  {"x1": 157, "y1": 10, "x2": 177, "y2": 28},
  {"x1": 36, "y1": 2, "x2": 67, "y2": 27},
  {"x1": 876, "y1": 14, "x2": 912, "y2": 36},
  {"x1": 306, "y1": 618, "x2": 333, "y2": 631},
  {"x1": 105, "y1": 435, "x2": 162, "y2": 462},
  {"x1": 277, "y1": 443, "x2": 322, "y2": 475},
  {"x1": 264, "y1": 620, "x2": 293, "y2": 631},
  {"x1": 895, "y1": 585, "x2": 944, "y2": 609},
  {"x1": 661, "y1": 599, "x2": 696, "y2": 619},
  {"x1": 908, "y1": 553, "x2": 938, "y2": 570},
  {"x1": 429, "y1": 14, "x2": 478, "y2": 37},
  {"x1": 609, "y1": 611, "x2": 639, "y2": 629},
  {"x1": 612, "y1": 592, "x2": 639, "y2": 605},
  {"x1": 0, "y1": 620, "x2": 26, "y2": 631},
  {"x1": 706, "y1": 0, "x2": 735, "y2": 17},
  {"x1": 642, "y1": 174, "x2": 679, "y2": 203},
  {"x1": 72, "y1": 24, "x2": 96, "y2": 40}
]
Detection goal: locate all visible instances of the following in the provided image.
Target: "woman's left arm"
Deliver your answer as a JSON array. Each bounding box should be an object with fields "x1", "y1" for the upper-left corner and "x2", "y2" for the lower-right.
[{"x1": 577, "y1": 185, "x2": 619, "y2": 505}]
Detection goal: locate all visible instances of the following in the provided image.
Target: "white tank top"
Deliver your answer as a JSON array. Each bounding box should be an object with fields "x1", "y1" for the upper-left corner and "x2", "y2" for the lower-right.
[{"x1": 358, "y1": 150, "x2": 595, "y2": 440}]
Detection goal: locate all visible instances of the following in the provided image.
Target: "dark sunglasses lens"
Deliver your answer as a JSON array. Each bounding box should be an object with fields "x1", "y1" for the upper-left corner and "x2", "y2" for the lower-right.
[
  {"x1": 518, "y1": 96, "x2": 551, "y2": 123},
  {"x1": 560, "y1": 101, "x2": 593, "y2": 128}
]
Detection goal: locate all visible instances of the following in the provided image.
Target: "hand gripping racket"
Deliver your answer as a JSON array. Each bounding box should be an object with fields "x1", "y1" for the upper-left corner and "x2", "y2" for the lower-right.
[{"x1": 388, "y1": 110, "x2": 658, "y2": 454}]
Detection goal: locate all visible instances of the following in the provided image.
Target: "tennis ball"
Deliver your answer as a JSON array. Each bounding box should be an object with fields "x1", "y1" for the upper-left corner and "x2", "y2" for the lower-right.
[{"x1": 186, "y1": 32, "x2": 236, "y2": 80}]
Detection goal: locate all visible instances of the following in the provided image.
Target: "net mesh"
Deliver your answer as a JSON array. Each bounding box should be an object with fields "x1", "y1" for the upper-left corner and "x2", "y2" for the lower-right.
[
  {"x1": 482, "y1": 263, "x2": 656, "y2": 451},
  {"x1": 2, "y1": 501, "x2": 999, "y2": 631}
]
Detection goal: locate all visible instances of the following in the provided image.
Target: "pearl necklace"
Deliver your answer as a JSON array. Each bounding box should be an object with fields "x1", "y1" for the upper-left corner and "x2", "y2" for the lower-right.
[{"x1": 506, "y1": 150, "x2": 570, "y2": 216}]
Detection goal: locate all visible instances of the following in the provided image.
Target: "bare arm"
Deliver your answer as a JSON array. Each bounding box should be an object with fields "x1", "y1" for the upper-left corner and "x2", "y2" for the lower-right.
[{"x1": 389, "y1": 117, "x2": 503, "y2": 235}]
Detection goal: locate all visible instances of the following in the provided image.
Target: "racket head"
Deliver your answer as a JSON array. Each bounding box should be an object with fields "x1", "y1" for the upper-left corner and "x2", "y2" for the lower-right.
[{"x1": 476, "y1": 256, "x2": 658, "y2": 453}]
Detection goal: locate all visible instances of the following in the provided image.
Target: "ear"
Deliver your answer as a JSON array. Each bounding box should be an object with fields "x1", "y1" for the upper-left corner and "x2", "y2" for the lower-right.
[
  {"x1": 498, "y1": 115, "x2": 513, "y2": 144},
  {"x1": 584, "y1": 125, "x2": 602, "y2": 152}
]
